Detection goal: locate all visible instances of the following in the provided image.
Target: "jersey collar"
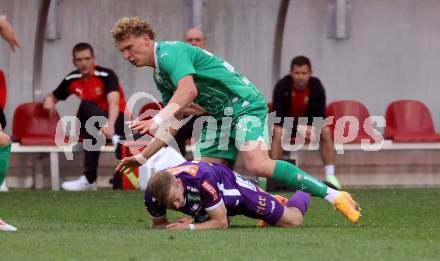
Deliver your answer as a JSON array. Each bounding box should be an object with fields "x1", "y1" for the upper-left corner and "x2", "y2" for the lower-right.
[{"x1": 154, "y1": 42, "x2": 160, "y2": 72}]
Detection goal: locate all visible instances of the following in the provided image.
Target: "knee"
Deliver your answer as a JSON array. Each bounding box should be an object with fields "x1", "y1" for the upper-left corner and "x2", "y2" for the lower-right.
[
  {"x1": 286, "y1": 216, "x2": 303, "y2": 227},
  {"x1": 320, "y1": 126, "x2": 333, "y2": 143}
]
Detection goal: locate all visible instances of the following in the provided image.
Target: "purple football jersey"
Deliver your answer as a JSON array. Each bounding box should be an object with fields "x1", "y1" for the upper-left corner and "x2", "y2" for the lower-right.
[{"x1": 144, "y1": 161, "x2": 285, "y2": 225}]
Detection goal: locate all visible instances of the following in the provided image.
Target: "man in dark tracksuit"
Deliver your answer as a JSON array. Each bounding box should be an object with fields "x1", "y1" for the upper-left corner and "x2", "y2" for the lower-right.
[{"x1": 271, "y1": 56, "x2": 340, "y2": 189}]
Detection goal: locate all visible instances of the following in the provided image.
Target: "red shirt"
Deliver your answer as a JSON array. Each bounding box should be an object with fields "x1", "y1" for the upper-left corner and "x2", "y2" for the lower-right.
[
  {"x1": 290, "y1": 84, "x2": 310, "y2": 120},
  {"x1": 53, "y1": 65, "x2": 126, "y2": 113}
]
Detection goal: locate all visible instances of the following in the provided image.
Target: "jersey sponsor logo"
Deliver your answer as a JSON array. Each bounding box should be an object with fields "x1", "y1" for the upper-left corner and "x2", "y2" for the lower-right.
[
  {"x1": 202, "y1": 181, "x2": 219, "y2": 201},
  {"x1": 297, "y1": 174, "x2": 325, "y2": 188},
  {"x1": 186, "y1": 186, "x2": 199, "y2": 193},
  {"x1": 256, "y1": 195, "x2": 267, "y2": 215},
  {"x1": 94, "y1": 70, "x2": 109, "y2": 77},
  {"x1": 73, "y1": 87, "x2": 83, "y2": 97},
  {"x1": 167, "y1": 164, "x2": 200, "y2": 176},
  {"x1": 270, "y1": 200, "x2": 276, "y2": 214}
]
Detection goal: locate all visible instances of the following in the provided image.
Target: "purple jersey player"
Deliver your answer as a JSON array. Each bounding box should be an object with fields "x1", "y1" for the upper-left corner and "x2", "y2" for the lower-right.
[{"x1": 145, "y1": 161, "x2": 311, "y2": 230}]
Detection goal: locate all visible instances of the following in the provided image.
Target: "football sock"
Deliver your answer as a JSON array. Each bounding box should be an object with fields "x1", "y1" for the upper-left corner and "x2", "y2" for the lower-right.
[
  {"x1": 325, "y1": 164, "x2": 335, "y2": 178},
  {"x1": 0, "y1": 143, "x2": 12, "y2": 185},
  {"x1": 287, "y1": 191, "x2": 311, "y2": 216},
  {"x1": 272, "y1": 160, "x2": 328, "y2": 198},
  {"x1": 324, "y1": 187, "x2": 341, "y2": 204}
]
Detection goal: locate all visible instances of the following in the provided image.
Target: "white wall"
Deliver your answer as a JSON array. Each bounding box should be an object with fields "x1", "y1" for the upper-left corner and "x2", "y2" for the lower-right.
[
  {"x1": 0, "y1": 0, "x2": 40, "y2": 132},
  {"x1": 282, "y1": 0, "x2": 440, "y2": 129},
  {"x1": 1, "y1": 0, "x2": 440, "y2": 132}
]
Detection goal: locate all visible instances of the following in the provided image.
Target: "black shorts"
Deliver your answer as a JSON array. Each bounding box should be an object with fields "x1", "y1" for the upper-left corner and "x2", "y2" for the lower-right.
[{"x1": 0, "y1": 107, "x2": 6, "y2": 129}]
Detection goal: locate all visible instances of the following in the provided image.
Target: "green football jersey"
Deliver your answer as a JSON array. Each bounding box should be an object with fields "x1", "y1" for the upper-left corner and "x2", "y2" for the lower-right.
[{"x1": 153, "y1": 41, "x2": 262, "y2": 116}]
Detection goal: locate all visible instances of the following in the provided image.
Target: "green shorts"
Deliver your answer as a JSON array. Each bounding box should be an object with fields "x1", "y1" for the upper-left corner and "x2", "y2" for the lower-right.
[{"x1": 193, "y1": 95, "x2": 269, "y2": 160}]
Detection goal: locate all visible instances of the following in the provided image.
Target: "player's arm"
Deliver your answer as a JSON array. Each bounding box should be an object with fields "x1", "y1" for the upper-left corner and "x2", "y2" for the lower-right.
[
  {"x1": 165, "y1": 202, "x2": 228, "y2": 230},
  {"x1": 128, "y1": 75, "x2": 198, "y2": 133},
  {"x1": 44, "y1": 74, "x2": 74, "y2": 110},
  {"x1": 116, "y1": 112, "x2": 184, "y2": 173},
  {"x1": 0, "y1": 15, "x2": 20, "y2": 51},
  {"x1": 182, "y1": 103, "x2": 207, "y2": 116},
  {"x1": 150, "y1": 215, "x2": 168, "y2": 229},
  {"x1": 42, "y1": 93, "x2": 59, "y2": 110},
  {"x1": 192, "y1": 202, "x2": 228, "y2": 229},
  {"x1": 101, "y1": 91, "x2": 119, "y2": 138}
]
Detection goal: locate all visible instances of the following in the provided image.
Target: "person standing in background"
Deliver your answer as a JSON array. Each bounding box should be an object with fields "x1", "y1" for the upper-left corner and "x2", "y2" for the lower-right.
[{"x1": 0, "y1": 14, "x2": 20, "y2": 232}]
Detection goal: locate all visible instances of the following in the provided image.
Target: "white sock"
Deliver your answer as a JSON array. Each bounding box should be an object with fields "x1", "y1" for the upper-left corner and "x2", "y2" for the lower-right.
[
  {"x1": 324, "y1": 187, "x2": 340, "y2": 204},
  {"x1": 325, "y1": 165, "x2": 335, "y2": 177}
]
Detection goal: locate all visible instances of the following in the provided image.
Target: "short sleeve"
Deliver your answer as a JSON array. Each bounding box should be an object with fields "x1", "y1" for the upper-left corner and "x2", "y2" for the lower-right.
[
  {"x1": 52, "y1": 78, "x2": 72, "y2": 101},
  {"x1": 144, "y1": 190, "x2": 166, "y2": 217},
  {"x1": 101, "y1": 70, "x2": 119, "y2": 94}
]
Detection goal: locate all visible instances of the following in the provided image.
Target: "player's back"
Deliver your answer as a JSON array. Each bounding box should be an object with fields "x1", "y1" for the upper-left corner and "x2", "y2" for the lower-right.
[
  {"x1": 170, "y1": 161, "x2": 260, "y2": 217},
  {"x1": 154, "y1": 41, "x2": 262, "y2": 116}
]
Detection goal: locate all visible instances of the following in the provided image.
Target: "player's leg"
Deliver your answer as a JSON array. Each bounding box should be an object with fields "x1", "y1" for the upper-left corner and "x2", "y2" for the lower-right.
[
  {"x1": 241, "y1": 141, "x2": 360, "y2": 223},
  {"x1": 270, "y1": 125, "x2": 284, "y2": 159},
  {"x1": 258, "y1": 191, "x2": 311, "y2": 227},
  {"x1": 236, "y1": 97, "x2": 360, "y2": 223},
  {"x1": 320, "y1": 126, "x2": 341, "y2": 189},
  {"x1": 62, "y1": 101, "x2": 104, "y2": 191}
]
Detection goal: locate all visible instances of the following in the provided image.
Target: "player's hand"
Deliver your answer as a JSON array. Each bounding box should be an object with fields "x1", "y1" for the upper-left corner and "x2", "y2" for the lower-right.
[
  {"x1": 115, "y1": 155, "x2": 142, "y2": 173},
  {"x1": 126, "y1": 119, "x2": 157, "y2": 134},
  {"x1": 100, "y1": 125, "x2": 115, "y2": 139},
  {"x1": 175, "y1": 217, "x2": 193, "y2": 226},
  {"x1": 166, "y1": 222, "x2": 191, "y2": 230},
  {"x1": 42, "y1": 96, "x2": 56, "y2": 111}
]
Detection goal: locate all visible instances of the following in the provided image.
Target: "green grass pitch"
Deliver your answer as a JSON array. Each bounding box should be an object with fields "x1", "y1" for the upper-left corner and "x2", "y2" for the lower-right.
[{"x1": 1, "y1": 188, "x2": 439, "y2": 260}]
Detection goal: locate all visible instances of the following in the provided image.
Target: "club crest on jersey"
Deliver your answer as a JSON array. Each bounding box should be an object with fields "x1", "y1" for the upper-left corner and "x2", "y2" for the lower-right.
[{"x1": 95, "y1": 86, "x2": 103, "y2": 96}]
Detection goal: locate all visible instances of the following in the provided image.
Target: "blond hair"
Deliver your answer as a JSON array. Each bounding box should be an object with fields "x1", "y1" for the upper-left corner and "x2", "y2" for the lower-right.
[
  {"x1": 147, "y1": 170, "x2": 175, "y2": 205},
  {"x1": 111, "y1": 16, "x2": 156, "y2": 43}
]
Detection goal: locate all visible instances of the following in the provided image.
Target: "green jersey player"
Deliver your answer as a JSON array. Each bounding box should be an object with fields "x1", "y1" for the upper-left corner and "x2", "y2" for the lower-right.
[{"x1": 112, "y1": 17, "x2": 361, "y2": 224}]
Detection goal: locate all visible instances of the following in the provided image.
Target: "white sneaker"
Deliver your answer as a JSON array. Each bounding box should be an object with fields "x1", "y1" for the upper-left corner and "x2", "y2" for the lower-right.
[
  {"x1": 0, "y1": 181, "x2": 8, "y2": 192},
  {"x1": 0, "y1": 218, "x2": 17, "y2": 232},
  {"x1": 61, "y1": 175, "x2": 97, "y2": 191}
]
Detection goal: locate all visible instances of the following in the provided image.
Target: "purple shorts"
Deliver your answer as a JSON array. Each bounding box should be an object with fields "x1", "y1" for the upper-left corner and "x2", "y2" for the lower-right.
[{"x1": 238, "y1": 186, "x2": 285, "y2": 225}]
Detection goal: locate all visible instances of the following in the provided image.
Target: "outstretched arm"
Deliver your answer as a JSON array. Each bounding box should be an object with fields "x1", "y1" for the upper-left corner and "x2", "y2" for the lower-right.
[
  {"x1": 166, "y1": 202, "x2": 228, "y2": 230},
  {"x1": 0, "y1": 15, "x2": 20, "y2": 51}
]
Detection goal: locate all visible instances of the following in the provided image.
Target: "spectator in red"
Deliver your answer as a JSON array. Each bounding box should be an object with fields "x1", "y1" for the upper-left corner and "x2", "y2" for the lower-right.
[
  {"x1": 43, "y1": 43, "x2": 127, "y2": 191},
  {"x1": 271, "y1": 56, "x2": 340, "y2": 189}
]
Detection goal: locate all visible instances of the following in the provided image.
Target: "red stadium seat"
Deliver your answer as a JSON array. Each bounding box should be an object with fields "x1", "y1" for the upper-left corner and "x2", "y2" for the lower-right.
[
  {"x1": 384, "y1": 100, "x2": 440, "y2": 142},
  {"x1": 0, "y1": 70, "x2": 7, "y2": 110},
  {"x1": 138, "y1": 102, "x2": 163, "y2": 120},
  {"x1": 267, "y1": 102, "x2": 273, "y2": 113},
  {"x1": 12, "y1": 102, "x2": 63, "y2": 145},
  {"x1": 326, "y1": 100, "x2": 383, "y2": 143}
]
